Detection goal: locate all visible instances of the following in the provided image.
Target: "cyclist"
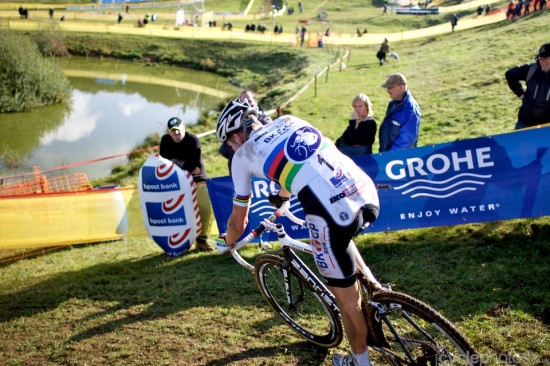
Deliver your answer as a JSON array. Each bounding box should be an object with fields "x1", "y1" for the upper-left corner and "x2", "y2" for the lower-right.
[{"x1": 215, "y1": 99, "x2": 380, "y2": 366}]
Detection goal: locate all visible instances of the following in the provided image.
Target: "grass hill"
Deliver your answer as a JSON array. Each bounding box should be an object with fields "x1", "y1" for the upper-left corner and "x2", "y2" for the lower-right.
[{"x1": 0, "y1": 1, "x2": 549, "y2": 365}]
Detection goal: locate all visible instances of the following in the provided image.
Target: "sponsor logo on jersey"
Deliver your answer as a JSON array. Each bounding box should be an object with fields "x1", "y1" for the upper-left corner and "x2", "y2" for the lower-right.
[
  {"x1": 329, "y1": 168, "x2": 349, "y2": 188},
  {"x1": 330, "y1": 184, "x2": 358, "y2": 203},
  {"x1": 257, "y1": 117, "x2": 295, "y2": 143},
  {"x1": 285, "y1": 126, "x2": 321, "y2": 163}
]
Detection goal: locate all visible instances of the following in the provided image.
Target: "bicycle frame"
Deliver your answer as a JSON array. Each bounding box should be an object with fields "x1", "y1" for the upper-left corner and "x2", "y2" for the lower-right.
[
  {"x1": 219, "y1": 203, "x2": 483, "y2": 364},
  {"x1": 216, "y1": 201, "x2": 386, "y2": 292},
  {"x1": 276, "y1": 245, "x2": 341, "y2": 317},
  {"x1": 216, "y1": 201, "x2": 388, "y2": 325}
]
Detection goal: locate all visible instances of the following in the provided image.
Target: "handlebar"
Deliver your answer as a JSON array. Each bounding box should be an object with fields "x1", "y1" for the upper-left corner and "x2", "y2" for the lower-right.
[{"x1": 216, "y1": 200, "x2": 305, "y2": 271}]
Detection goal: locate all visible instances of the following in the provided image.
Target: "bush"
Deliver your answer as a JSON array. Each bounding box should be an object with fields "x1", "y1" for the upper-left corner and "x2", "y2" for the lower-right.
[
  {"x1": 36, "y1": 31, "x2": 69, "y2": 57},
  {"x1": 0, "y1": 31, "x2": 71, "y2": 112}
]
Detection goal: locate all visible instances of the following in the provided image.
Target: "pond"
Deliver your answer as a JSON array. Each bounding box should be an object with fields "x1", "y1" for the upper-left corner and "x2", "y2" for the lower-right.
[{"x1": 0, "y1": 57, "x2": 239, "y2": 180}]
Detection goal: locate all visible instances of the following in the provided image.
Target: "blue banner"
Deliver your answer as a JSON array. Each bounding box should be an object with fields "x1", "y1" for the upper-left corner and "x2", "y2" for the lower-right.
[
  {"x1": 206, "y1": 177, "x2": 309, "y2": 241},
  {"x1": 207, "y1": 126, "x2": 550, "y2": 239}
]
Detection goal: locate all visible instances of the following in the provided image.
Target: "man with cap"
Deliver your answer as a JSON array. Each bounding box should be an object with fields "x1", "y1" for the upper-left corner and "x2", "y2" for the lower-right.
[
  {"x1": 378, "y1": 73, "x2": 421, "y2": 152},
  {"x1": 159, "y1": 117, "x2": 214, "y2": 251},
  {"x1": 505, "y1": 43, "x2": 550, "y2": 130}
]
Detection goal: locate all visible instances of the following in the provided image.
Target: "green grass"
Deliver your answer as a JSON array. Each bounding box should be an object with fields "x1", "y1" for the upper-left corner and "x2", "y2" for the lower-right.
[
  {"x1": 1, "y1": 1, "x2": 550, "y2": 365},
  {"x1": 1, "y1": 218, "x2": 548, "y2": 365}
]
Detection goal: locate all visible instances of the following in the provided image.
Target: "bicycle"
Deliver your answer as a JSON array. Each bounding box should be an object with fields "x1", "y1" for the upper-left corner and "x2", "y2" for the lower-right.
[{"x1": 216, "y1": 201, "x2": 484, "y2": 366}]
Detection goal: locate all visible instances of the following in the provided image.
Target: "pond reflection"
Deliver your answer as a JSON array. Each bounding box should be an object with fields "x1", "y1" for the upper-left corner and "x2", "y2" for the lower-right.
[{"x1": 0, "y1": 58, "x2": 238, "y2": 180}]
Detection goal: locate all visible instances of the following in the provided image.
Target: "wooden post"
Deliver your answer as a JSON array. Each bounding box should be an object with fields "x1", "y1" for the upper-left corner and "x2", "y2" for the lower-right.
[
  {"x1": 314, "y1": 75, "x2": 317, "y2": 97},
  {"x1": 325, "y1": 65, "x2": 329, "y2": 82}
]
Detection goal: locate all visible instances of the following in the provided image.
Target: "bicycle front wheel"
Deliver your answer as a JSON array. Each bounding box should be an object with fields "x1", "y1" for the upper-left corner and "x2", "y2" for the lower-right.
[
  {"x1": 368, "y1": 290, "x2": 483, "y2": 366},
  {"x1": 254, "y1": 254, "x2": 343, "y2": 348}
]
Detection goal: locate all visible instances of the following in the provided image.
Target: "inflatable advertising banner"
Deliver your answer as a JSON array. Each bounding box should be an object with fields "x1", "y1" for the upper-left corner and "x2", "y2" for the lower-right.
[
  {"x1": 138, "y1": 154, "x2": 202, "y2": 256},
  {"x1": 207, "y1": 126, "x2": 550, "y2": 240}
]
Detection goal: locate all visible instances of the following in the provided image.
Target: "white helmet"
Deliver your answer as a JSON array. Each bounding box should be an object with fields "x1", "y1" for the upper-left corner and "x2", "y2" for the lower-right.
[{"x1": 216, "y1": 98, "x2": 258, "y2": 142}]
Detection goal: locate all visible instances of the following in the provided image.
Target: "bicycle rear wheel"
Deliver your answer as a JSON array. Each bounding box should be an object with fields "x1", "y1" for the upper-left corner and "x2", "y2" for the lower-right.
[
  {"x1": 367, "y1": 290, "x2": 483, "y2": 366},
  {"x1": 254, "y1": 254, "x2": 344, "y2": 348}
]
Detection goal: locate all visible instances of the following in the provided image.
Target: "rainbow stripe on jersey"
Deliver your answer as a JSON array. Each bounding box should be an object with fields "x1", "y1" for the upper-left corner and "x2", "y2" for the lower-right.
[{"x1": 263, "y1": 139, "x2": 330, "y2": 192}]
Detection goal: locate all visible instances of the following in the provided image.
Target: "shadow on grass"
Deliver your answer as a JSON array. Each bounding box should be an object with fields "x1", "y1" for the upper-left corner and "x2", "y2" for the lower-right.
[
  {"x1": 204, "y1": 342, "x2": 329, "y2": 366},
  {"x1": 358, "y1": 219, "x2": 550, "y2": 324},
  {"x1": 0, "y1": 248, "x2": 264, "y2": 336},
  {"x1": 0, "y1": 219, "x2": 548, "y2": 355}
]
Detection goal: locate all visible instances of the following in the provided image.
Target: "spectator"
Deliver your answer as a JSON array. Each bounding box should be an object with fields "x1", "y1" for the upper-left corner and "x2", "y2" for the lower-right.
[
  {"x1": 539, "y1": 0, "x2": 546, "y2": 10},
  {"x1": 335, "y1": 93, "x2": 377, "y2": 156},
  {"x1": 485, "y1": 4, "x2": 491, "y2": 14},
  {"x1": 125, "y1": 4, "x2": 129, "y2": 13},
  {"x1": 218, "y1": 91, "x2": 272, "y2": 173},
  {"x1": 49, "y1": 8, "x2": 54, "y2": 19},
  {"x1": 159, "y1": 117, "x2": 214, "y2": 251},
  {"x1": 300, "y1": 26, "x2": 307, "y2": 47},
  {"x1": 477, "y1": 5, "x2": 484, "y2": 15},
  {"x1": 523, "y1": 0, "x2": 531, "y2": 15},
  {"x1": 298, "y1": 1, "x2": 303, "y2": 13},
  {"x1": 451, "y1": 14, "x2": 458, "y2": 32},
  {"x1": 383, "y1": 3, "x2": 388, "y2": 14},
  {"x1": 379, "y1": 73, "x2": 421, "y2": 152},
  {"x1": 117, "y1": 13, "x2": 123, "y2": 24},
  {"x1": 505, "y1": 43, "x2": 550, "y2": 129},
  {"x1": 214, "y1": 98, "x2": 380, "y2": 366},
  {"x1": 507, "y1": 1, "x2": 515, "y2": 19},
  {"x1": 377, "y1": 38, "x2": 390, "y2": 65},
  {"x1": 514, "y1": 2, "x2": 522, "y2": 17}
]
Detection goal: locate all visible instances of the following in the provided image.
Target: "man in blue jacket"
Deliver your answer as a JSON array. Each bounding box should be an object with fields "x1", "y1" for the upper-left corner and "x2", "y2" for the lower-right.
[
  {"x1": 505, "y1": 43, "x2": 550, "y2": 130},
  {"x1": 379, "y1": 73, "x2": 422, "y2": 152}
]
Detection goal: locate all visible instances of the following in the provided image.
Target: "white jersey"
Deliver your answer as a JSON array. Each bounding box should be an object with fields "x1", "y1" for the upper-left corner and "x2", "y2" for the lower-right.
[{"x1": 231, "y1": 115, "x2": 379, "y2": 226}]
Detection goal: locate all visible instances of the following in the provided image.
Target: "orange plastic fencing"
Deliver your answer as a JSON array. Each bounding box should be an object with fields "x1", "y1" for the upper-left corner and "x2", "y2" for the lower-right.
[{"x1": 0, "y1": 166, "x2": 92, "y2": 197}]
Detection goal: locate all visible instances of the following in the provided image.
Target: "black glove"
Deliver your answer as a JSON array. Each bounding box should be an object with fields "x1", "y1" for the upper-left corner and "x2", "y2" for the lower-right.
[{"x1": 268, "y1": 190, "x2": 289, "y2": 209}]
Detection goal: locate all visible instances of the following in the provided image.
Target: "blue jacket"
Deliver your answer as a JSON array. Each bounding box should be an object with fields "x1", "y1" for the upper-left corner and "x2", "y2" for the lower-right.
[{"x1": 379, "y1": 90, "x2": 421, "y2": 152}]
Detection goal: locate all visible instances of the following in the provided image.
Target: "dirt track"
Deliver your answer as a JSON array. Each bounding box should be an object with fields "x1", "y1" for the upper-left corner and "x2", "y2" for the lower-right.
[{"x1": 0, "y1": 1, "x2": 507, "y2": 46}]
